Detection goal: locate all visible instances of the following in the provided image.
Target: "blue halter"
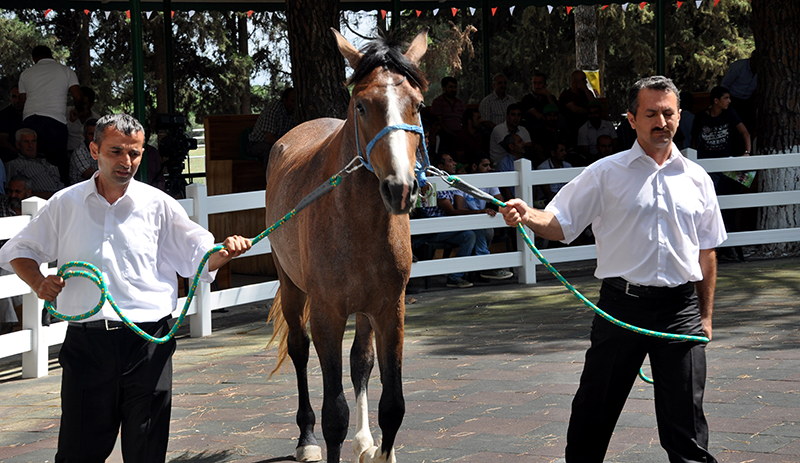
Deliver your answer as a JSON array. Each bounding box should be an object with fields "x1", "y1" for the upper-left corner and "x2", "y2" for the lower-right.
[{"x1": 353, "y1": 107, "x2": 430, "y2": 185}]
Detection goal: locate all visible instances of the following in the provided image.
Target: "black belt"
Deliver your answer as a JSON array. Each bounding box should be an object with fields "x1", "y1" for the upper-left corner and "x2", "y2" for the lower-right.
[
  {"x1": 68, "y1": 318, "x2": 165, "y2": 331},
  {"x1": 603, "y1": 277, "x2": 693, "y2": 299}
]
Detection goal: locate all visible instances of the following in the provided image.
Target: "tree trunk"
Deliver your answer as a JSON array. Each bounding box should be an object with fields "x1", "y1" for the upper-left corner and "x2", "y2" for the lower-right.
[
  {"x1": 238, "y1": 13, "x2": 252, "y2": 114},
  {"x1": 574, "y1": 5, "x2": 598, "y2": 70},
  {"x1": 76, "y1": 11, "x2": 91, "y2": 84},
  {"x1": 753, "y1": 0, "x2": 800, "y2": 255},
  {"x1": 150, "y1": 16, "x2": 168, "y2": 116},
  {"x1": 286, "y1": 0, "x2": 349, "y2": 122}
]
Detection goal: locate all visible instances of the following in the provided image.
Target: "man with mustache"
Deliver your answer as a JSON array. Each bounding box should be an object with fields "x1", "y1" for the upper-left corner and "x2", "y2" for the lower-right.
[{"x1": 501, "y1": 76, "x2": 725, "y2": 463}]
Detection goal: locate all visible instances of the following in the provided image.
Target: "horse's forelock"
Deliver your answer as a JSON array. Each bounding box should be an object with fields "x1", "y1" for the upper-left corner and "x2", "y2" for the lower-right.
[{"x1": 347, "y1": 35, "x2": 428, "y2": 92}]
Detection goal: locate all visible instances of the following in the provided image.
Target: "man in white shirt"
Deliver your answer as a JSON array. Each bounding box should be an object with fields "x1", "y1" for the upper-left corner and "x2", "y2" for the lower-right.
[
  {"x1": 500, "y1": 76, "x2": 725, "y2": 463},
  {"x1": 0, "y1": 114, "x2": 251, "y2": 463},
  {"x1": 576, "y1": 101, "x2": 619, "y2": 165},
  {"x1": 18, "y1": 45, "x2": 85, "y2": 185},
  {"x1": 489, "y1": 104, "x2": 531, "y2": 166}
]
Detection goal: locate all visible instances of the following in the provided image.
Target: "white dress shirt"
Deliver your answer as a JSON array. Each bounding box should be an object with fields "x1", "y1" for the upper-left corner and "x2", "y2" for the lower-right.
[
  {"x1": 18, "y1": 58, "x2": 80, "y2": 124},
  {"x1": 0, "y1": 174, "x2": 218, "y2": 323},
  {"x1": 489, "y1": 123, "x2": 531, "y2": 166},
  {"x1": 545, "y1": 141, "x2": 727, "y2": 287}
]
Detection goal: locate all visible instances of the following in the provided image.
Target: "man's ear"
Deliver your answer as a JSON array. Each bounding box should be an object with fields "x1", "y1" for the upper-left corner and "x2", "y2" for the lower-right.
[
  {"x1": 626, "y1": 112, "x2": 636, "y2": 131},
  {"x1": 90, "y1": 142, "x2": 99, "y2": 160}
]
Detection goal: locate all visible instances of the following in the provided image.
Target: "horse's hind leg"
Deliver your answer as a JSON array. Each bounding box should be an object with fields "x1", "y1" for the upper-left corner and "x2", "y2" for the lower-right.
[
  {"x1": 351, "y1": 313, "x2": 376, "y2": 460},
  {"x1": 360, "y1": 307, "x2": 405, "y2": 463},
  {"x1": 279, "y1": 277, "x2": 322, "y2": 462}
]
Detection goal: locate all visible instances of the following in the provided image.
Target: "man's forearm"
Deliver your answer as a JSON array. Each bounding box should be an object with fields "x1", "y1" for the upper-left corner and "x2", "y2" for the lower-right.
[
  {"x1": 695, "y1": 249, "x2": 717, "y2": 339},
  {"x1": 525, "y1": 209, "x2": 565, "y2": 241}
]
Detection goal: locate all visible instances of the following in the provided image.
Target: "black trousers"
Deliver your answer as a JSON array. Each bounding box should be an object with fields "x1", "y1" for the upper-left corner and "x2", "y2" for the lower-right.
[
  {"x1": 564, "y1": 281, "x2": 717, "y2": 463},
  {"x1": 55, "y1": 318, "x2": 175, "y2": 463},
  {"x1": 22, "y1": 114, "x2": 70, "y2": 184}
]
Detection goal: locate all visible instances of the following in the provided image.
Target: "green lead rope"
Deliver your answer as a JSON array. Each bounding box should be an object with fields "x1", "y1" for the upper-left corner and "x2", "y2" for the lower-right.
[
  {"x1": 427, "y1": 167, "x2": 710, "y2": 384},
  {"x1": 43, "y1": 165, "x2": 358, "y2": 345}
]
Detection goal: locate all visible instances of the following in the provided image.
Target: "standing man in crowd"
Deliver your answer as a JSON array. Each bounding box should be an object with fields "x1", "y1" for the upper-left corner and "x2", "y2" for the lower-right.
[
  {"x1": 721, "y1": 50, "x2": 757, "y2": 143},
  {"x1": 18, "y1": 45, "x2": 85, "y2": 185},
  {"x1": 0, "y1": 114, "x2": 252, "y2": 463},
  {"x1": 247, "y1": 87, "x2": 296, "y2": 166},
  {"x1": 66, "y1": 86, "x2": 101, "y2": 159},
  {"x1": 577, "y1": 101, "x2": 619, "y2": 165},
  {"x1": 0, "y1": 85, "x2": 25, "y2": 164},
  {"x1": 7, "y1": 128, "x2": 63, "y2": 198},
  {"x1": 479, "y1": 74, "x2": 516, "y2": 130},
  {"x1": 520, "y1": 71, "x2": 558, "y2": 132},
  {"x1": 430, "y1": 76, "x2": 466, "y2": 153},
  {"x1": 452, "y1": 108, "x2": 485, "y2": 162},
  {"x1": 501, "y1": 76, "x2": 725, "y2": 463},
  {"x1": 559, "y1": 70, "x2": 597, "y2": 146}
]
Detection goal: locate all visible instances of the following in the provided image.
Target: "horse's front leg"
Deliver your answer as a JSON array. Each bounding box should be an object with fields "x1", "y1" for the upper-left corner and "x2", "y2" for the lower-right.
[
  {"x1": 360, "y1": 302, "x2": 405, "y2": 463},
  {"x1": 351, "y1": 313, "x2": 376, "y2": 460},
  {"x1": 310, "y1": 311, "x2": 349, "y2": 463}
]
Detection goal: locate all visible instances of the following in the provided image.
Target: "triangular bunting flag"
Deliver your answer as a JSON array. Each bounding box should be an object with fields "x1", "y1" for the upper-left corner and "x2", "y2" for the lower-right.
[
  {"x1": 451, "y1": 7, "x2": 457, "y2": 16},
  {"x1": 84, "y1": 9, "x2": 90, "y2": 16},
  {"x1": 566, "y1": 6, "x2": 572, "y2": 14},
  {"x1": 510, "y1": 6, "x2": 516, "y2": 15},
  {"x1": 640, "y1": 2, "x2": 647, "y2": 9},
  {"x1": 246, "y1": 10, "x2": 253, "y2": 18},
  {"x1": 695, "y1": 0, "x2": 702, "y2": 8},
  {"x1": 416, "y1": 10, "x2": 422, "y2": 17},
  {"x1": 714, "y1": 0, "x2": 720, "y2": 6},
  {"x1": 189, "y1": 10, "x2": 195, "y2": 18},
  {"x1": 677, "y1": 1, "x2": 683, "y2": 9},
  {"x1": 433, "y1": 8, "x2": 439, "y2": 16},
  {"x1": 146, "y1": 11, "x2": 152, "y2": 19},
  {"x1": 104, "y1": 11, "x2": 110, "y2": 19},
  {"x1": 547, "y1": 5, "x2": 553, "y2": 13},
  {"x1": 381, "y1": 10, "x2": 386, "y2": 19},
  {"x1": 126, "y1": 11, "x2": 130, "y2": 19},
  {"x1": 469, "y1": 7, "x2": 476, "y2": 15},
  {"x1": 267, "y1": 11, "x2": 273, "y2": 19},
  {"x1": 171, "y1": 11, "x2": 174, "y2": 18},
  {"x1": 491, "y1": 7, "x2": 497, "y2": 16},
  {"x1": 602, "y1": 5, "x2": 609, "y2": 10},
  {"x1": 622, "y1": 3, "x2": 629, "y2": 11},
  {"x1": 44, "y1": 8, "x2": 52, "y2": 18}
]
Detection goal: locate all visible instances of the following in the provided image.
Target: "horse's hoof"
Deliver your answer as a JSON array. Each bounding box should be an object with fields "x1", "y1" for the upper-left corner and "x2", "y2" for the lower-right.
[
  {"x1": 296, "y1": 444, "x2": 322, "y2": 462},
  {"x1": 359, "y1": 445, "x2": 395, "y2": 463},
  {"x1": 353, "y1": 429, "x2": 375, "y2": 461}
]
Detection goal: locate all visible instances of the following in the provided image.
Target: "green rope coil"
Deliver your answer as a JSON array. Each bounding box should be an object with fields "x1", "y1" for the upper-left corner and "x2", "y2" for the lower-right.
[{"x1": 44, "y1": 174, "x2": 343, "y2": 344}]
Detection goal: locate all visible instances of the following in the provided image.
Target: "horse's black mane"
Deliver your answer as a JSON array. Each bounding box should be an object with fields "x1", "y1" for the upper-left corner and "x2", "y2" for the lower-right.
[{"x1": 347, "y1": 32, "x2": 428, "y2": 91}]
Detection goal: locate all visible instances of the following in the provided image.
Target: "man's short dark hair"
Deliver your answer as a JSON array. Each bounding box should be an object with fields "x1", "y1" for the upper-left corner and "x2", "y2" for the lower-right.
[
  {"x1": 506, "y1": 103, "x2": 522, "y2": 115},
  {"x1": 462, "y1": 108, "x2": 478, "y2": 126},
  {"x1": 80, "y1": 86, "x2": 96, "y2": 106},
  {"x1": 533, "y1": 71, "x2": 547, "y2": 80},
  {"x1": 9, "y1": 174, "x2": 33, "y2": 191},
  {"x1": 710, "y1": 86, "x2": 730, "y2": 103},
  {"x1": 627, "y1": 76, "x2": 680, "y2": 117},
  {"x1": 441, "y1": 76, "x2": 457, "y2": 88},
  {"x1": 94, "y1": 114, "x2": 144, "y2": 147},
  {"x1": 501, "y1": 133, "x2": 517, "y2": 152},
  {"x1": 32, "y1": 45, "x2": 53, "y2": 60},
  {"x1": 281, "y1": 87, "x2": 295, "y2": 100},
  {"x1": 83, "y1": 118, "x2": 98, "y2": 134}
]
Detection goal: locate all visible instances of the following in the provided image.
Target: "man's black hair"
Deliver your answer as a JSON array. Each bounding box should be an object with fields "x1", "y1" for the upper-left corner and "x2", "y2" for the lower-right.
[
  {"x1": 94, "y1": 114, "x2": 144, "y2": 147},
  {"x1": 627, "y1": 76, "x2": 680, "y2": 116}
]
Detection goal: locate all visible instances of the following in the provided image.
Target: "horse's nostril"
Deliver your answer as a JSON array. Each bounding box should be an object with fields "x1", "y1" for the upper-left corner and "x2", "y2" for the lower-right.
[{"x1": 411, "y1": 179, "x2": 419, "y2": 196}]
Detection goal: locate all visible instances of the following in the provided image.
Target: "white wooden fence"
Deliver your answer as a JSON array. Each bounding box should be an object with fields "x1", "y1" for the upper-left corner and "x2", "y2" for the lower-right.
[{"x1": 2, "y1": 149, "x2": 799, "y2": 377}]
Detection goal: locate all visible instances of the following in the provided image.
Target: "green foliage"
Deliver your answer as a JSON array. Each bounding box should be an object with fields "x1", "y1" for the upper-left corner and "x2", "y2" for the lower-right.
[{"x1": 0, "y1": 10, "x2": 60, "y2": 97}]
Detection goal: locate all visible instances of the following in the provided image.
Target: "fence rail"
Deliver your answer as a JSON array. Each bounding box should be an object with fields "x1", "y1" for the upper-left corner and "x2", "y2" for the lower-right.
[{"x1": 2, "y1": 149, "x2": 799, "y2": 377}]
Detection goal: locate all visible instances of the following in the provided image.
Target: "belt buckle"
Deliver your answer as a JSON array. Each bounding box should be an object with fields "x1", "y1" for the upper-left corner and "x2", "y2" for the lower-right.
[
  {"x1": 625, "y1": 281, "x2": 640, "y2": 298},
  {"x1": 104, "y1": 319, "x2": 121, "y2": 331}
]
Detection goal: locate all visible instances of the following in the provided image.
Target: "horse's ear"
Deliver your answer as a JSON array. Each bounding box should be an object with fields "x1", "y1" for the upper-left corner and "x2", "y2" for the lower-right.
[
  {"x1": 404, "y1": 27, "x2": 429, "y2": 66},
  {"x1": 331, "y1": 28, "x2": 362, "y2": 70}
]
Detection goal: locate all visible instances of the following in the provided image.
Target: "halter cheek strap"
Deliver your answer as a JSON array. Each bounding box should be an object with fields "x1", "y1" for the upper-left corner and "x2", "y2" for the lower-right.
[{"x1": 353, "y1": 107, "x2": 430, "y2": 184}]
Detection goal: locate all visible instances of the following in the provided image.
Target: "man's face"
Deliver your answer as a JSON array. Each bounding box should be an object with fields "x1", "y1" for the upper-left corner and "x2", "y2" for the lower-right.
[
  {"x1": 571, "y1": 71, "x2": 586, "y2": 90},
  {"x1": 439, "y1": 154, "x2": 457, "y2": 175},
  {"x1": 627, "y1": 88, "x2": 680, "y2": 153},
  {"x1": 715, "y1": 93, "x2": 731, "y2": 110},
  {"x1": 91, "y1": 127, "x2": 145, "y2": 187},
  {"x1": 444, "y1": 81, "x2": 458, "y2": 99},
  {"x1": 588, "y1": 106, "x2": 602, "y2": 124},
  {"x1": 493, "y1": 76, "x2": 508, "y2": 96},
  {"x1": 554, "y1": 144, "x2": 567, "y2": 162},
  {"x1": 283, "y1": 91, "x2": 296, "y2": 114},
  {"x1": 511, "y1": 134, "x2": 526, "y2": 155},
  {"x1": 597, "y1": 136, "x2": 614, "y2": 157},
  {"x1": 545, "y1": 111, "x2": 559, "y2": 125},
  {"x1": 532, "y1": 76, "x2": 547, "y2": 92},
  {"x1": 476, "y1": 158, "x2": 492, "y2": 174},
  {"x1": 6, "y1": 180, "x2": 31, "y2": 211},
  {"x1": 470, "y1": 112, "x2": 483, "y2": 129},
  {"x1": 10, "y1": 87, "x2": 22, "y2": 111},
  {"x1": 506, "y1": 109, "x2": 522, "y2": 130},
  {"x1": 17, "y1": 133, "x2": 37, "y2": 158},
  {"x1": 84, "y1": 125, "x2": 96, "y2": 144}
]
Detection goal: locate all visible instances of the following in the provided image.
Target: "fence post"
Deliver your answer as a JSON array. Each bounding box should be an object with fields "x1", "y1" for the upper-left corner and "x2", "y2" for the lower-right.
[
  {"x1": 186, "y1": 184, "x2": 212, "y2": 338},
  {"x1": 514, "y1": 158, "x2": 538, "y2": 284},
  {"x1": 20, "y1": 197, "x2": 49, "y2": 378}
]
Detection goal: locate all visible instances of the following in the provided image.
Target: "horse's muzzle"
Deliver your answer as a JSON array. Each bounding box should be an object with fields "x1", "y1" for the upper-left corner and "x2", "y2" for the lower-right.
[{"x1": 381, "y1": 176, "x2": 419, "y2": 215}]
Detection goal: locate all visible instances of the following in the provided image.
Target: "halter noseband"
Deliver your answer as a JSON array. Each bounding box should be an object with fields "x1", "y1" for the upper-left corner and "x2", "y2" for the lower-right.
[{"x1": 353, "y1": 106, "x2": 430, "y2": 183}]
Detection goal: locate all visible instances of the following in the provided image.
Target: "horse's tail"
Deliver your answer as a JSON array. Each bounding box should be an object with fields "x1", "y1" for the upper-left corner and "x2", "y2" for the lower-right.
[{"x1": 266, "y1": 291, "x2": 310, "y2": 378}]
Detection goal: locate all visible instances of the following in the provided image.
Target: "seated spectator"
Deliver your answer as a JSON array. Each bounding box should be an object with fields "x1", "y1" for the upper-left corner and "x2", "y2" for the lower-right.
[
  {"x1": 430, "y1": 76, "x2": 466, "y2": 152},
  {"x1": 66, "y1": 86, "x2": 101, "y2": 158},
  {"x1": 675, "y1": 92, "x2": 695, "y2": 150},
  {"x1": 559, "y1": 70, "x2": 597, "y2": 146},
  {"x1": 452, "y1": 108, "x2": 485, "y2": 163},
  {"x1": 0, "y1": 174, "x2": 32, "y2": 334},
  {"x1": 531, "y1": 104, "x2": 567, "y2": 165},
  {"x1": 596, "y1": 134, "x2": 615, "y2": 159},
  {"x1": 520, "y1": 71, "x2": 558, "y2": 133},
  {"x1": 69, "y1": 118, "x2": 98, "y2": 185},
  {"x1": 479, "y1": 74, "x2": 516, "y2": 130},
  {"x1": 496, "y1": 133, "x2": 527, "y2": 200},
  {"x1": 536, "y1": 141, "x2": 572, "y2": 203},
  {"x1": 0, "y1": 85, "x2": 24, "y2": 164},
  {"x1": 247, "y1": 87, "x2": 296, "y2": 165},
  {"x1": 7, "y1": 128, "x2": 63, "y2": 198},
  {"x1": 577, "y1": 101, "x2": 619, "y2": 165},
  {"x1": 489, "y1": 103, "x2": 531, "y2": 166},
  {"x1": 453, "y1": 153, "x2": 513, "y2": 281},
  {"x1": 413, "y1": 153, "x2": 477, "y2": 289}
]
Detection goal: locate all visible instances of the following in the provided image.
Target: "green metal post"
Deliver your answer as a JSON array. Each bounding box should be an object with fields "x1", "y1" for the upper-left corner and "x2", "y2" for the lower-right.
[
  {"x1": 656, "y1": 0, "x2": 665, "y2": 75},
  {"x1": 482, "y1": 0, "x2": 491, "y2": 97},
  {"x1": 164, "y1": 0, "x2": 175, "y2": 113},
  {"x1": 392, "y1": 0, "x2": 401, "y2": 30},
  {"x1": 129, "y1": 0, "x2": 147, "y2": 182}
]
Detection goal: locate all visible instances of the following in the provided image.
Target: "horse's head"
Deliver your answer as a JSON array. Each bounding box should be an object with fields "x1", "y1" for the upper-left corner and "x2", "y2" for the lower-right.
[{"x1": 333, "y1": 28, "x2": 429, "y2": 215}]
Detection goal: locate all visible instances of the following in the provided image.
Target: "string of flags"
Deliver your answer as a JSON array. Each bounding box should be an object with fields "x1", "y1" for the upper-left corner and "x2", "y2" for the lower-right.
[{"x1": 41, "y1": 0, "x2": 724, "y2": 21}]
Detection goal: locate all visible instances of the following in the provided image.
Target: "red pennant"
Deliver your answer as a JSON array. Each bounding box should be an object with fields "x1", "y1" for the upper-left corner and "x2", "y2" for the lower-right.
[
  {"x1": 451, "y1": 7, "x2": 457, "y2": 16},
  {"x1": 415, "y1": 10, "x2": 421, "y2": 17},
  {"x1": 566, "y1": 6, "x2": 572, "y2": 14},
  {"x1": 602, "y1": 5, "x2": 609, "y2": 10},
  {"x1": 491, "y1": 7, "x2": 497, "y2": 16},
  {"x1": 170, "y1": 11, "x2": 175, "y2": 18},
  {"x1": 246, "y1": 10, "x2": 253, "y2": 17},
  {"x1": 714, "y1": 0, "x2": 720, "y2": 5},
  {"x1": 677, "y1": 1, "x2": 683, "y2": 8},
  {"x1": 84, "y1": 9, "x2": 90, "y2": 15},
  {"x1": 640, "y1": 2, "x2": 647, "y2": 9},
  {"x1": 381, "y1": 10, "x2": 386, "y2": 19},
  {"x1": 126, "y1": 10, "x2": 131, "y2": 19},
  {"x1": 44, "y1": 8, "x2": 52, "y2": 18}
]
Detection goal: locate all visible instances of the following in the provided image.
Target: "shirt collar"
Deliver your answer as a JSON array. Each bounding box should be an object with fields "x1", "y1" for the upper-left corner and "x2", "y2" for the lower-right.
[
  {"x1": 82, "y1": 172, "x2": 142, "y2": 207},
  {"x1": 624, "y1": 140, "x2": 682, "y2": 168}
]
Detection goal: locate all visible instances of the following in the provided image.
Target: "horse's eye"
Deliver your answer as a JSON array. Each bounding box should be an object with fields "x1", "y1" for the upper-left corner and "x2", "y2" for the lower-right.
[
  {"x1": 356, "y1": 103, "x2": 365, "y2": 115},
  {"x1": 416, "y1": 102, "x2": 425, "y2": 113}
]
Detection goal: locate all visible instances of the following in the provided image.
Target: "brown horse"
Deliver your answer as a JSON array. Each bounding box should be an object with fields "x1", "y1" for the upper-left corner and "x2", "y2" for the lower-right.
[{"x1": 265, "y1": 29, "x2": 428, "y2": 463}]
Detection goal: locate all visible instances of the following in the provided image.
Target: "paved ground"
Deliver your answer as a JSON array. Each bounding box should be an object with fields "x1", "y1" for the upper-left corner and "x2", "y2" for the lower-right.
[{"x1": 0, "y1": 256, "x2": 798, "y2": 462}]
